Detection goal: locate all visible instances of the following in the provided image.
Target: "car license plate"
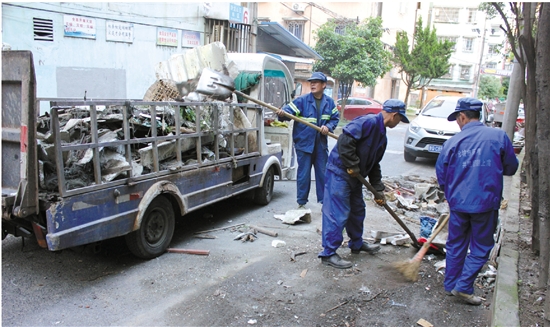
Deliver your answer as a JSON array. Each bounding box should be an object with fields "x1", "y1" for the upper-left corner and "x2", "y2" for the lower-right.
[{"x1": 428, "y1": 144, "x2": 442, "y2": 153}]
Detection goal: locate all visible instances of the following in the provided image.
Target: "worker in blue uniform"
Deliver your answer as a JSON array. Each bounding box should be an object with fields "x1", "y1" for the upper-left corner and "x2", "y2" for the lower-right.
[
  {"x1": 436, "y1": 97, "x2": 518, "y2": 305},
  {"x1": 277, "y1": 72, "x2": 339, "y2": 209},
  {"x1": 318, "y1": 99, "x2": 409, "y2": 269}
]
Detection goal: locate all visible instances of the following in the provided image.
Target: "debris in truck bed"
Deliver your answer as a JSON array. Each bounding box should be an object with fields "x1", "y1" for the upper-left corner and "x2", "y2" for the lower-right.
[{"x1": 37, "y1": 98, "x2": 259, "y2": 192}]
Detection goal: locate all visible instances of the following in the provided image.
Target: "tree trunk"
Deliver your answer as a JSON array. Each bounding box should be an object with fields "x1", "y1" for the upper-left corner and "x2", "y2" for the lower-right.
[
  {"x1": 535, "y1": 3, "x2": 550, "y2": 293},
  {"x1": 502, "y1": 61, "x2": 524, "y2": 142}
]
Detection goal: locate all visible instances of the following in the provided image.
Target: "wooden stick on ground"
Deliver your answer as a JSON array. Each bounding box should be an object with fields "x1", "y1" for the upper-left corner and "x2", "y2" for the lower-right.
[{"x1": 194, "y1": 223, "x2": 245, "y2": 234}]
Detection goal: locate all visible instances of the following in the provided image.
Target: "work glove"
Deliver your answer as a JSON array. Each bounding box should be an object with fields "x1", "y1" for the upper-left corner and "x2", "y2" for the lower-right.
[
  {"x1": 374, "y1": 193, "x2": 386, "y2": 206},
  {"x1": 346, "y1": 166, "x2": 360, "y2": 177}
]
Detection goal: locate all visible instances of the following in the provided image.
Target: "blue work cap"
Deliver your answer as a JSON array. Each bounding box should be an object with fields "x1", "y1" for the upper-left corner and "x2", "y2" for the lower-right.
[
  {"x1": 307, "y1": 72, "x2": 327, "y2": 83},
  {"x1": 383, "y1": 99, "x2": 409, "y2": 123},
  {"x1": 447, "y1": 97, "x2": 483, "y2": 121}
]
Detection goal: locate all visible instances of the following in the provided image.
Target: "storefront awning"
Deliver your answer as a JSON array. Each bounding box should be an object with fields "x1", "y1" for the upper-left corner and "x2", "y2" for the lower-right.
[{"x1": 257, "y1": 22, "x2": 323, "y2": 60}]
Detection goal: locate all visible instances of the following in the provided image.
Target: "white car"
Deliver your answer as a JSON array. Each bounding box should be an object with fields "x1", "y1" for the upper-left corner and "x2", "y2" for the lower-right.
[{"x1": 403, "y1": 96, "x2": 489, "y2": 162}]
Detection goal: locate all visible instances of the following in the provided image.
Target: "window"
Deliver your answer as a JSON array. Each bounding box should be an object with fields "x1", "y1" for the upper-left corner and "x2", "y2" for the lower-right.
[
  {"x1": 486, "y1": 62, "x2": 497, "y2": 69},
  {"x1": 33, "y1": 18, "x2": 53, "y2": 41},
  {"x1": 433, "y1": 7, "x2": 460, "y2": 23},
  {"x1": 463, "y1": 37, "x2": 474, "y2": 52},
  {"x1": 459, "y1": 65, "x2": 471, "y2": 80},
  {"x1": 438, "y1": 36, "x2": 458, "y2": 51},
  {"x1": 467, "y1": 8, "x2": 477, "y2": 23},
  {"x1": 490, "y1": 25, "x2": 500, "y2": 36},
  {"x1": 488, "y1": 44, "x2": 499, "y2": 55},
  {"x1": 264, "y1": 71, "x2": 289, "y2": 108},
  {"x1": 335, "y1": 23, "x2": 347, "y2": 35},
  {"x1": 205, "y1": 19, "x2": 251, "y2": 53},
  {"x1": 442, "y1": 64, "x2": 454, "y2": 79},
  {"x1": 287, "y1": 21, "x2": 304, "y2": 41}
]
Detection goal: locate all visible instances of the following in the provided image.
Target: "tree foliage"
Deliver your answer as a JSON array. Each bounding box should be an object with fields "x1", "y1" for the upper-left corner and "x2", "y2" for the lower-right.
[
  {"x1": 312, "y1": 17, "x2": 392, "y2": 114},
  {"x1": 392, "y1": 17, "x2": 454, "y2": 104},
  {"x1": 478, "y1": 75, "x2": 502, "y2": 99}
]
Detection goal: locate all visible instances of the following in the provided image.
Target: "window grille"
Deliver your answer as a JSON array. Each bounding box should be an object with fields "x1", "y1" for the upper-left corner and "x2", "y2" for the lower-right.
[
  {"x1": 34, "y1": 17, "x2": 53, "y2": 41},
  {"x1": 459, "y1": 65, "x2": 471, "y2": 80},
  {"x1": 287, "y1": 21, "x2": 304, "y2": 41},
  {"x1": 433, "y1": 7, "x2": 459, "y2": 23},
  {"x1": 205, "y1": 19, "x2": 251, "y2": 53},
  {"x1": 463, "y1": 37, "x2": 474, "y2": 52}
]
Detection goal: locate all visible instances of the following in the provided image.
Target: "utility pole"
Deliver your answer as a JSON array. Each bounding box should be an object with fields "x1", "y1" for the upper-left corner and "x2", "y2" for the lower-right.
[{"x1": 473, "y1": 16, "x2": 487, "y2": 98}]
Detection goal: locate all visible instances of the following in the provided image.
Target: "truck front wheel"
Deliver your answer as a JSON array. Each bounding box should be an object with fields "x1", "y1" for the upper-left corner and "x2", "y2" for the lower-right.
[
  {"x1": 125, "y1": 196, "x2": 175, "y2": 259},
  {"x1": 254, "y1": 166, "x2": 275, "y2": 205}
]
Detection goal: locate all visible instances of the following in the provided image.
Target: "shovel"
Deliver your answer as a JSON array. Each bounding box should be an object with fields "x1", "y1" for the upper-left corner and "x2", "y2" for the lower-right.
[
  {"x1": 196, "y1": 68, "x2": 338, "y2": 139},
  {"x1": 196, "y1": 68, "x2": 420, "y2": 248}
]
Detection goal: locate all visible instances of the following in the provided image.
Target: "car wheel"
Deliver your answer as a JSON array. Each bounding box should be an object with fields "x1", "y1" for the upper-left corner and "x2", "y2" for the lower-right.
[
  {"x1": 125, "y1": 196, "x2": 175, "y2": 259},
  {"x1": 254, "y1": 166, "x2": 275, "y2": 205},
  {"x1": 404, "y1": 150, "x2": 416, "y2": 162}
]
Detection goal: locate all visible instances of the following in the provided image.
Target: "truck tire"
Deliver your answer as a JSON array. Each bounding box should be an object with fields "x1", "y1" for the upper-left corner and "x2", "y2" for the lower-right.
[
  {"x1": 404, "y1": 149, "x2": 416, "y2": 162},
  {"x1": 125, "y1": 196, "x2": 175, "y2": 259},
  {"x1": 254, "y1": 166, "x2": 275, "y2": 205}
]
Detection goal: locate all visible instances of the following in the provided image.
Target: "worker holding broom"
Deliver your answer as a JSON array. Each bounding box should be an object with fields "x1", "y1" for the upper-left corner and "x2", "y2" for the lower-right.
[
  {"x1": 435, "y1": 97, "x2": 518, "y2": 305},
  {"x1": 318, "y1": 99, "x2": 409, "y2": 269},
  {"x1": 276, "y1": 72, "x2": 340, "y2": 209}
]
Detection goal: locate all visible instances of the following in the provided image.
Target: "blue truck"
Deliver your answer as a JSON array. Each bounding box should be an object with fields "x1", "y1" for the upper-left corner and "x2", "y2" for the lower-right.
[{"x1": 1, "y1": 50, "x2": 297, "y2": 259}]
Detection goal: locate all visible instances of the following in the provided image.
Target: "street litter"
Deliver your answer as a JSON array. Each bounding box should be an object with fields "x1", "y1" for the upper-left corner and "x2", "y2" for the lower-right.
[
  {"x1": 234, "y1": 231, "x2": 257, "y2": 242},
  {"x1": 274, "y1": 209, "x2": 312, "y2": 224},
  {"x1": 272, "y1": 240, "x2": 286, "y2": 248},
  {"x1": 249, "y1": 225, "x2": 278, "y2": 237},
  {"x1": 290, "y1": 251, "x2": 307, "y2": 262},
  {"x1": 300, "y1": 269, "x2": 308, "y2": 278},
  {"x1": 417, "y1": 318, "x2": 434, "y2": 327},
  {"x1": 166, "y1": 248, "x2": 210, "y2": 255},
  {"x1": 434, "y1": 260, "x2": 446, "y2": 272}
]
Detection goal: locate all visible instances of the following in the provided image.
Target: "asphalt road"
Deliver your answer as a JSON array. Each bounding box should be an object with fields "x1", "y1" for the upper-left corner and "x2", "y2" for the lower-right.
[{"x1": 4, "y1": 122, "x2": 487, "y2": 327}]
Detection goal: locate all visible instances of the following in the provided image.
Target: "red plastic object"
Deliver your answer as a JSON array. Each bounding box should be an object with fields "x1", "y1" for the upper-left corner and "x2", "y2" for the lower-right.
[{"x1": 417, "y1": 237, "x2": 440, "y2": 250}]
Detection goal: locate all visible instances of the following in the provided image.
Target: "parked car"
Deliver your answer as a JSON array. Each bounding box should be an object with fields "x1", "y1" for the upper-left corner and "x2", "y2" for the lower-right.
[
  {"x1": 337, "y1": 97, "x2": 383, "y2": 120},
  {"x1": 403, "y1": 96, "x2": 490, "y2": 162}
]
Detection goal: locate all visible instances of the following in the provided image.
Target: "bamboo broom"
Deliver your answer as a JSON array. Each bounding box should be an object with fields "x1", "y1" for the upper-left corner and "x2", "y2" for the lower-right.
[{"x1": 393, "y1": 213, "x2": 450, "y2": 282}]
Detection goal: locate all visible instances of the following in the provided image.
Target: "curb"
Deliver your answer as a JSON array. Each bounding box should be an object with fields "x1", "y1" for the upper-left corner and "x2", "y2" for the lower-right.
[{"x1": 491, "y1": 151, "x2": 524, "y2": 327}]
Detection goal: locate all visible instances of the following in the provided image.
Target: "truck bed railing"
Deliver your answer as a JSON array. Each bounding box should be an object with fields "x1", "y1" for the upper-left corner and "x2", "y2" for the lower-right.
[{"x1": 42, "y1": 99, "x2": 262, "y2": 197}]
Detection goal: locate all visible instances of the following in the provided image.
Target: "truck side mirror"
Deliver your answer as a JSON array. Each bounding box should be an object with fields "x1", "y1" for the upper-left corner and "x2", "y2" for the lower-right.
[{"x1": 293, "y1": 83, "x2": 302, "y2": 99}]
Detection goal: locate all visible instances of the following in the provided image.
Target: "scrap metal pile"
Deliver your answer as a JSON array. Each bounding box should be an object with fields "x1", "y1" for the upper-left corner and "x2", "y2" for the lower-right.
[{"x1": 36, "y1": 100, "x2": 257, "y2": 193}]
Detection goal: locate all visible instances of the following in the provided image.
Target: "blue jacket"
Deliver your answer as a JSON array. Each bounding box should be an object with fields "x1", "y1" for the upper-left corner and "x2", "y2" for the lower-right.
[
  {"x1": 327, "y1": 113, "x2": 387, "y2": 178},
  {"x1": 435, "y1": 121, "x2": 519, "y2": 213},
  {"x1": 280, "y1": 93, "x2": 339, "y2": 153}
]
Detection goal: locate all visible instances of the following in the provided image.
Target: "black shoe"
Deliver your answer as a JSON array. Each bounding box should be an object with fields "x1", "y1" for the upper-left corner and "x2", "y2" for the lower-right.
[
  {"x1": 321, "y1": 254, "x2": 353, "y2": 269},
  {"x1": 351, "y1": 243, "x2": 381, "y2": 254}
]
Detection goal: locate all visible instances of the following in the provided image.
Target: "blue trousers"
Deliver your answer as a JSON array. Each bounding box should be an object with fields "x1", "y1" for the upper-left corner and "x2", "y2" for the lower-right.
[
  {"x1": 318, "y1": 169, "x2": 365, "y2": 257},
  {"x1": 296, "y1": 146, "x2": 327, "y2": 205},
  {"x1": 444, "y1": 210, "x2": 499, "y2": 295}
]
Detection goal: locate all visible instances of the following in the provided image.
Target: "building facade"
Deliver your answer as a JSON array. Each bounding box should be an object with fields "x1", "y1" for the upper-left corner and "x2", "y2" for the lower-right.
[{"x1": 2, "y1": 2, "x2": 261, "y2": 103}]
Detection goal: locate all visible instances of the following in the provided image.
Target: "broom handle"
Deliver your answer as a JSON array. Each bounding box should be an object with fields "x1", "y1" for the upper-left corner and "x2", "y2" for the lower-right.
[{"x1": 423, "y1": 214, "x2": 450, "y2": 248}]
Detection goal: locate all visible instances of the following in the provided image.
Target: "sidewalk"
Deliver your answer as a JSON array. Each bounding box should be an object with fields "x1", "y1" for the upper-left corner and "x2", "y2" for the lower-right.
[{"x1": 491, "y1": 150, "x2": 524, "y2": 327}]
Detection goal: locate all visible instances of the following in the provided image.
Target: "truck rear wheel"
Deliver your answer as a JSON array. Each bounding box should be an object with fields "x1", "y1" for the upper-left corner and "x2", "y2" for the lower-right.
[
  {"x1": 254, "y1": 166, "x2": 274, "y2": 205},
  {"x1": 125, "y1": 196, "x2": 175, "y2": 259}
]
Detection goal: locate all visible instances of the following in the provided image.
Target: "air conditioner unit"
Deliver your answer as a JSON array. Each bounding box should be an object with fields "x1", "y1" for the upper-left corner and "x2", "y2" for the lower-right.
[{"x1": 292, "y1": 3, "x2": 305, "y2": 13}]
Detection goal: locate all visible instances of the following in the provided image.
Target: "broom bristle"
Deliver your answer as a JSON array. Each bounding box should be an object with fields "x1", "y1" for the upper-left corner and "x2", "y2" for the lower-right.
[{"x1": 392, "y1": 259, "x2": 422, "y2": 282}]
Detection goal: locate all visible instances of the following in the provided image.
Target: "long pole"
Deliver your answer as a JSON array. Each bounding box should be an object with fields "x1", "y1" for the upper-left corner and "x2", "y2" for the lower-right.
[{"x1": 473, "y1": 16, "x2": 488, "y2": 98}]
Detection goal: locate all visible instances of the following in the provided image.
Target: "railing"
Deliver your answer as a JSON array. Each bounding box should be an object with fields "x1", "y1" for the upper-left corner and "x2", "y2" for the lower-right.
[{"x1": 41, "y1": 99, "x2": 262, "y2": 197}]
